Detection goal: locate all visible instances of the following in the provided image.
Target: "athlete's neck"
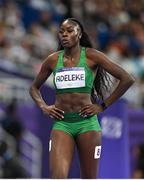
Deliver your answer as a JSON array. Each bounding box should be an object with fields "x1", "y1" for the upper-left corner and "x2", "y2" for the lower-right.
[{"x1": 64, "y1": 45, "x2": 81, "y2": 59}]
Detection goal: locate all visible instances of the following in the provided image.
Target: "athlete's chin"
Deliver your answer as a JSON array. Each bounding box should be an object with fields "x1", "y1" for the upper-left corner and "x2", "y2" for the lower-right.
[
  {"x1": 62, "y1": 44, "x2": 71, "y2": 48},
  {"x1": 61, "y1": 42, "x2": 73, "y2": 48}
]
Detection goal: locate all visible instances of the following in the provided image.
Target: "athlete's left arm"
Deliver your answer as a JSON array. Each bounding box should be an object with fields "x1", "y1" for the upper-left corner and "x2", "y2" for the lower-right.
[
  {"x1": 80, "y1": 49, "x2": 135, "y2": 116},
  {"x1": 92, "y1": 49, "x2": 135, "y2": 109}
]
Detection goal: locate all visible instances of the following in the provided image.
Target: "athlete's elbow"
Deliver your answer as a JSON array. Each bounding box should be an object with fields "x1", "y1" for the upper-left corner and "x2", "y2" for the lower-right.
[
  {"x1": 29, "y1": 84, "x2": 36, "y2": 97},
  {"x1": 124, "y1": 75, "x2": 135, "y2": 87},
  {"x1": 128, "y1": 75, "x2": 135, "y2": 85}
]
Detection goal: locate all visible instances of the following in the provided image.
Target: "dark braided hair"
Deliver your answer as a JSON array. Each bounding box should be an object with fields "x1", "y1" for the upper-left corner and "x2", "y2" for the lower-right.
[{"x1": 58, "y1": 18, "x2": 111, "y2": 103}]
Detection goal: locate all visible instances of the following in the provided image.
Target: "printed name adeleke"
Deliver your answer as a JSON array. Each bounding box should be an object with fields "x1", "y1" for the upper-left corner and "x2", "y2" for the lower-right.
[{"x1": 56, "y1": 73, "x2": 85, "y2": 82}]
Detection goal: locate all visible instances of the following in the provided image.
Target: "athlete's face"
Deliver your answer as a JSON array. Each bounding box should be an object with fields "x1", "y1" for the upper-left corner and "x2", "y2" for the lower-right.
[{"x1": 59, "y1": 20, "x2": 81, "y2": 48}]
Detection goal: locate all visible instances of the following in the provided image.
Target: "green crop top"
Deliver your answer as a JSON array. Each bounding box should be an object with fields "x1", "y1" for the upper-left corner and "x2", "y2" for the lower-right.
[{"x1": 53, "y1": 47, "x2": 95, "y2": 94}]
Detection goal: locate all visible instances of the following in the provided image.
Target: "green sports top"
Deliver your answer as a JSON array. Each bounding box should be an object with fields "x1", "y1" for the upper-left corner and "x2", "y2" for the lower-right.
[{"x1": 53, "y1": 47, "x2": 95, "y2": 94}]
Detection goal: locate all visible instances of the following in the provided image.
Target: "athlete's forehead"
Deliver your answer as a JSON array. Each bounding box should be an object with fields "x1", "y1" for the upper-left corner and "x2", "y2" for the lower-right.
[{"x1": 60, "y1": 19, "x2": 80, "y2": 30}]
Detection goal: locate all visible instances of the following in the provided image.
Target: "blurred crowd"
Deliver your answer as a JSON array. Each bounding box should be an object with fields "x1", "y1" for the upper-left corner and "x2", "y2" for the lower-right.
[
  {"x1": 0, "y1": 100, "x2": 28, "y2": 178},
  {"x1": 0, "y1": 0, "x2": 144, "y2": 107}
]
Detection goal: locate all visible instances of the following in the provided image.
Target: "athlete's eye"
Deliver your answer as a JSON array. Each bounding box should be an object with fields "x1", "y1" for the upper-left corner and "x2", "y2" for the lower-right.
[
  {"x1": 67, "y1": 29, "x2": 73, "y2": 33},
  {"x1": 59, "y1": 30, "x2": 63, "y2": 34}
]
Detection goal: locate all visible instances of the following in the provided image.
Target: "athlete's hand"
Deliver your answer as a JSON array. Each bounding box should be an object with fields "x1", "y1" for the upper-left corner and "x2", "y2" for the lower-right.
[
  {"x1": 79, "y1": 104, "x2": 103, "y2": 117},
  {"x1": 41, "y1": 105, "x2": 64, "y2": 119}
]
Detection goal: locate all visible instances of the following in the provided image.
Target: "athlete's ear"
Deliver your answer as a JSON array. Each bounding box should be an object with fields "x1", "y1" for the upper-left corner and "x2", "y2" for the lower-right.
[
  {"x1": 77, "y1": 24, "x2": 82, "y2": 39},
  {"x1": 79, "y1": 33, "x2": 82, "y2": 39}
]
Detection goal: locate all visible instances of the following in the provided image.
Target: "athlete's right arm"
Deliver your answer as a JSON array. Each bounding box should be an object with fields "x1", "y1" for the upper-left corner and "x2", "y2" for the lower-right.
[{"x1": 29, "y1": 53, "x2": 64, "y2": 119}]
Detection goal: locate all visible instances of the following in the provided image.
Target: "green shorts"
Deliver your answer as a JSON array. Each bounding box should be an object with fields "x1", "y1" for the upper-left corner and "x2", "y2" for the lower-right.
[{"x1": 52, "y1": 112, "x2": 101, "y2": 139}]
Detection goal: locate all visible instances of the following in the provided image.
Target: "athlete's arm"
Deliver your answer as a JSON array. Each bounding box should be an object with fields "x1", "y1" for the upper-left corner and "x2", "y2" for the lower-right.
[
  {"x1": 90, "y1": 49, "x2": 135, "y2": 108},
  {"x1": 29, "y1": 53, "x2": 64, "y2": 119},
  {"x1": 80, "y1": 48, "x2": 135, "y2": 116}
]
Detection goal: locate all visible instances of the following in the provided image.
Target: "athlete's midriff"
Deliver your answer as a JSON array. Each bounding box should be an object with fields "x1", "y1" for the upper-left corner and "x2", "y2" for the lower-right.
[{"x1": 55, "y1": 92, "x2": 92, "y2": 112}]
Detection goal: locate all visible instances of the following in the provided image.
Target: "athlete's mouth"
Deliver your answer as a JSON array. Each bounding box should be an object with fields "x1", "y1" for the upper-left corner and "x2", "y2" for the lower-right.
[{"x1": 61, "y1": 39, "x2": 69, "y2": 44}]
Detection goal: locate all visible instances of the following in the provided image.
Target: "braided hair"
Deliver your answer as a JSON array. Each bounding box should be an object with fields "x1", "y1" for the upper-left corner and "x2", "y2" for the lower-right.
[{"x1": 58, "y1": 18, "x2": 111, "y2": 103}]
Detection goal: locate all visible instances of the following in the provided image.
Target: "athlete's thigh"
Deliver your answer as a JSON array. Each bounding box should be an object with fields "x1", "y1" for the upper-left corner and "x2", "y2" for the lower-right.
[
  {"x1": 49, "y1": 130, "x2": 75, "y2": 177},
  {"x1": 76, "y1": 130, "x2": 102, "y2": 178}
]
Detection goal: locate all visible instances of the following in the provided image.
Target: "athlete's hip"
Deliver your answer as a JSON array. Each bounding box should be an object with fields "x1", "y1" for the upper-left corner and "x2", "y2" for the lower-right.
[{"x1": 54, "y1": 112, "x2": 97, "y2": 123}]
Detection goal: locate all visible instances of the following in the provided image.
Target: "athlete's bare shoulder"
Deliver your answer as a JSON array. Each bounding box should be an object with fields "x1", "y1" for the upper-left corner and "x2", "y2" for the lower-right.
[
  {"x1": 85, "y1": 47, "x2": 100, "y2": 59},
  {"x1": 85, "y1": 47, "x2": 107, "y2": 65},
  {"x1": 43, "y1": 51, "x2": 61, "y2": 70},
  {"x1": 85, "y1": 47, "x2": 100, "y2": 67}
]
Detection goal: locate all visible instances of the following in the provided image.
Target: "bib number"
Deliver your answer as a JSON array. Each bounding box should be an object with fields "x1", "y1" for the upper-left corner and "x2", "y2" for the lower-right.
[{"x1": 55, "y1": 67, "x2": 85, "y2": 89}]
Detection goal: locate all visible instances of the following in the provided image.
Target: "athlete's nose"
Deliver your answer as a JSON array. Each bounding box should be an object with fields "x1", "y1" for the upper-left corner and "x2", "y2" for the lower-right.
[{"x1": 62, "y1": 31, "x2": 68, "y2": 37}]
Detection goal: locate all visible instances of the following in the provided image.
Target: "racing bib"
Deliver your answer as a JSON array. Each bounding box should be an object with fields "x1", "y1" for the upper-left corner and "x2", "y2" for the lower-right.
[{"x1": 55, "y1": 67, "x2": 85, "y2": 89}]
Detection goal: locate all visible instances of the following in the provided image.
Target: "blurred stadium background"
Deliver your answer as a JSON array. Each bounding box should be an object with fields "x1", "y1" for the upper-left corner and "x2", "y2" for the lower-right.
[{"x1": 0, "y1": 0, "x2": 144, "y2": 178}]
